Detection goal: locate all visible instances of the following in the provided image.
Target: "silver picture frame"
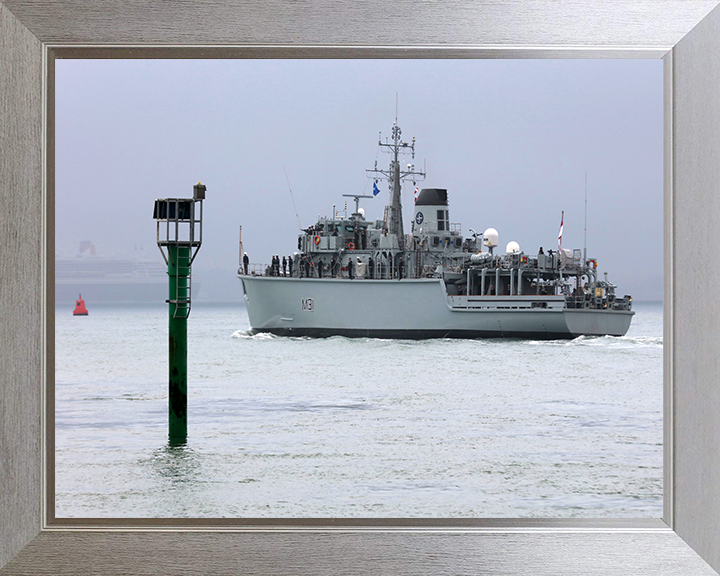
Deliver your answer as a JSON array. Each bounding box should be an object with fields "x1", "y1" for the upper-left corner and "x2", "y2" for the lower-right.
[{"x1": 2, "y1": 1, "x2": 720, "y2": 574}]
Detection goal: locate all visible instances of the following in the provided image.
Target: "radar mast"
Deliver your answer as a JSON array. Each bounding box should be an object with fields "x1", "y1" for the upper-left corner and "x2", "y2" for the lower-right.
[{"x1": 366, "y1": 122, "x2": 425, "y2": 251}]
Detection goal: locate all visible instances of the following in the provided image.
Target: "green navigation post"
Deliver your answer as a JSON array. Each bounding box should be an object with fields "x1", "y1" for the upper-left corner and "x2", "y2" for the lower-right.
[
  {"x1": 153, "y1": 183, "x2": 205, "y2": 442},
  {"x1": 167, "y1": 244, "x2": 190, "y2": 439}
]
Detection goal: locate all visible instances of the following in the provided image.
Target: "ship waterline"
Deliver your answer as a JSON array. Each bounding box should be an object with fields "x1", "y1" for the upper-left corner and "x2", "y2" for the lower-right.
[{"x1": 241, "y1": 276, "x2": 633, "y2": 339}]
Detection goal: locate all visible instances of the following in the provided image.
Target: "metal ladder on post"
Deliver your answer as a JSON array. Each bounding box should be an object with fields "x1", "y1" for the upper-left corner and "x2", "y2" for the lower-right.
[{"x1": 172, "y1": 251, "x2": 192, "y2": 319}]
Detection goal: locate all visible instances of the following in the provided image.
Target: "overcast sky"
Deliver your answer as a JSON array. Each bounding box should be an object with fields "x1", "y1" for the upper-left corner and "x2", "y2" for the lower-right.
[{"x1": 56, "y1": 59, "x2": 663, "y2": 300}]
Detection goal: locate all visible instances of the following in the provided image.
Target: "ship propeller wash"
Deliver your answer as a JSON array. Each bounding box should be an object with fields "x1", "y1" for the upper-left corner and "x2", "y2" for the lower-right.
[{"x1": 239, "y1": 123, "x2": 634, "y2": 339}]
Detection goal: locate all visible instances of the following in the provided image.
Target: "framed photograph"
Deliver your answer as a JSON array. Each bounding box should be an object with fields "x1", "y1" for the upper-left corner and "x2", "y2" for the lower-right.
[
  {"x1": 51, "y1": 57, "x2": 664, "y2": 521},
  {"x1": 2, "y1": 1, "x2": 720, "y2": 574}
]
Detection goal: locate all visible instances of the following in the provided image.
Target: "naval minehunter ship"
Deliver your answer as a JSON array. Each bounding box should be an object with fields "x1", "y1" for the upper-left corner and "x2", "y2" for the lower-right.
[{"x1": 239, "y1": 123, "x2": 633, "y2": 339}]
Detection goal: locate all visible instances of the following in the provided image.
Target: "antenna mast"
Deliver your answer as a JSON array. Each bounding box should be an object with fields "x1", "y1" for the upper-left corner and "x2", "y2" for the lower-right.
[
  {"x1": 283, "y1": 166, "x2": 302, "y2": 230},
  {"x1": 583, "y1": 171, "x2": 588, "y2": 264},
  {"x1": 366, "y1": 122, "x2": 425, "y2": 252}
]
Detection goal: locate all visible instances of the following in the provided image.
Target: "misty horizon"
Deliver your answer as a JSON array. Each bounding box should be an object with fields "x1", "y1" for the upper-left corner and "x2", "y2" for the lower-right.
[{"x1": 56, "y1": 59, "x2": 662, "y2": 301}]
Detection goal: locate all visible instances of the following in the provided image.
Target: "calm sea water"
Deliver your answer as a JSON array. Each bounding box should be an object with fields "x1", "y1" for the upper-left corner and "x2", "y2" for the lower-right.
[{"x1": 55, "y1": 301, "x2": 662, "y2": 518}]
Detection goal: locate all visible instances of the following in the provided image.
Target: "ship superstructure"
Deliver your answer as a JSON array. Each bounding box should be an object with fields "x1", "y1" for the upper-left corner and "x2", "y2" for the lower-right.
[{"x1": 239, "y1": 123, "x2": 633, "y2": 339}]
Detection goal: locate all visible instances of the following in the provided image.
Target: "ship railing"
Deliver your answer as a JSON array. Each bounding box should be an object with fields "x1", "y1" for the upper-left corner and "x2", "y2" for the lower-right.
[
  {"x1": 237, "y1": 263, "x2": 267, "y2": 276},
  {"x1": 564, "y1": 293, "x2": 633, "y2": 311}
]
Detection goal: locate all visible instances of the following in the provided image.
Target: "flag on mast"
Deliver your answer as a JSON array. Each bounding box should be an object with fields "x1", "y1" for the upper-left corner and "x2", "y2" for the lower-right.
[
  {"x1": 414, "y1": 185, "x2": 419, "y2": 203},
  {"x1": 558, "y1": 211, "x2": 564, "y2": 251}
]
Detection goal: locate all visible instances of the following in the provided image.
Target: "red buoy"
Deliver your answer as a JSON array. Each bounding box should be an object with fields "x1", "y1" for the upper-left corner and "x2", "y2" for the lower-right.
[{"x1": 73, "y1": 294, "x2": 88, "y2": 316}]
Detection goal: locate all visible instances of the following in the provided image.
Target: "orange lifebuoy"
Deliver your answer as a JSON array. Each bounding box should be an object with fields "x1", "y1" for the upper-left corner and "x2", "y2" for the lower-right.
[
  {"x1": 348, "y1": 241, "x2": 355, "y2": 250},
  {"x1": 314, "y1": 235, "x2": 320, "y2": 245},
  {"x1": 589, "y1": 259, "x2": 597, "y2": 269}
]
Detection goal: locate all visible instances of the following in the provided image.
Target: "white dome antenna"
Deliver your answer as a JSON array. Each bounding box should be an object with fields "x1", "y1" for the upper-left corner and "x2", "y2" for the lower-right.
[
  {"x1": 483, "y1": 228, "x2": 498, "y2": 247},
  {"x1": 506, "y1": 241, "x2": 520, "y2": 254},
  {"x1": 483, "y1": 228, "x2": 499, "y2": 255}
]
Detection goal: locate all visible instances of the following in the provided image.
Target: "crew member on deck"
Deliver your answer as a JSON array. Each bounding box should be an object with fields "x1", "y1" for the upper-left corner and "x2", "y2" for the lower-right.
[
  {"x1": 288, "y1": 255, "x2": 294, "y2": 277},
  {"x1": 243, "y1": 252, "x2": 249, "y2": 275},
  {"x1": 282, "y1": 256, "x2": 287, "y2": 276},
  {"x1": 347, "y1": 257, "x2": 354, "y2": 280}
]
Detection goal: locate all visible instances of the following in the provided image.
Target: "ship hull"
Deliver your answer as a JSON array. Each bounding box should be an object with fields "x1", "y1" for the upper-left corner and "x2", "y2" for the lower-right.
[{"x1": 240, "y1": 276, "x2": 634, "y2": 339}]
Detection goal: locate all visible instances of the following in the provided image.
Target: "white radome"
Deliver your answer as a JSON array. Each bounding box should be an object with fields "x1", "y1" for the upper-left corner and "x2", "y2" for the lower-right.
[
  {"x1": 506, "y1": 241, "x2": 520, "y2": 254},
  {"x1": 483, "y1": 228, "x2": 499, "y2": 248}
]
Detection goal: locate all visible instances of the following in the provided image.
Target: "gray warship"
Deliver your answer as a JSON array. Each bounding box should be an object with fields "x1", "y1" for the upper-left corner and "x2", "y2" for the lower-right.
[{"x1": 239, "y1": 123, "x2": 634, "y2": 339}]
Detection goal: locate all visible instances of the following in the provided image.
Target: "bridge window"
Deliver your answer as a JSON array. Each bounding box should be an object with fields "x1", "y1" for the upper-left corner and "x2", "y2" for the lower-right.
[{"x1": 437, "y1": 209, "x2": 448, "y2": 231}]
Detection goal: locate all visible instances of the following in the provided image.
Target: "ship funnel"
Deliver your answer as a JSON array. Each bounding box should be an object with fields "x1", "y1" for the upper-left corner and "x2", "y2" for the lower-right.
[
  {"x1": 506, "y1": 241, "x2": 520, "y2": 254},
  {"x1": 483, "y1": 228, "x2": 498, "y2": 248}
]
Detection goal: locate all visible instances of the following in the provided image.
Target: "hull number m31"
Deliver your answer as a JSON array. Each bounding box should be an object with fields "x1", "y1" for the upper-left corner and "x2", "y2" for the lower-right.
[{"x1": 301, "y1": 298, "x2": 314, "y2": 312}]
